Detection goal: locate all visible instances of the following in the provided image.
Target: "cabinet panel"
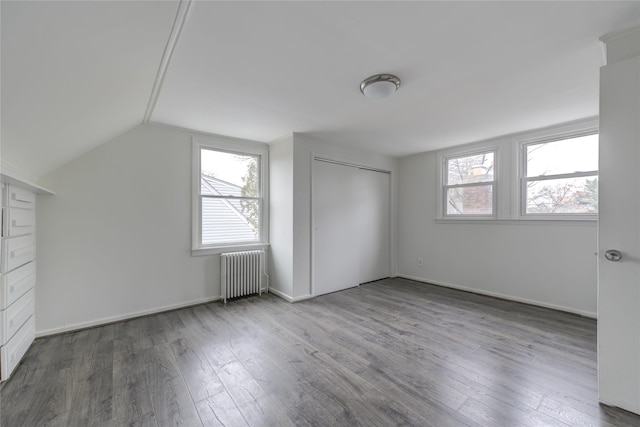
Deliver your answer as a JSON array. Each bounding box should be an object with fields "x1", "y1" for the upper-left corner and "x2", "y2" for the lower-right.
[
  {"x1": 1, "y1": 235, "x2": 36, "y2": 274},
  {"x1": 0, "y1": 315, "x2": 35, "y2": 381},
  {"x1": 0, "y1": 288, "x2": 34, "y2": 345},
  {"x1": 3, "y1": 184, "x2": 36, "y2": 210},
  {"x1": 0, "y1": 262, "x2": 35, "y2": 310},
  {"x1": 0, "y1": 180, "x2": 38, "y2": 383},
  {"x1": 2, "y1": 208, "x2": 35, "y2": 237}
]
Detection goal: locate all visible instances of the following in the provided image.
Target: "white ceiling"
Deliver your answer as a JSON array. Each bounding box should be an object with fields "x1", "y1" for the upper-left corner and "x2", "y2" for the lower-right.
[
  {"x1": 1, "y1": 0, "x2": 179, "y2": 177},
  {"x1": 2, "y1": 1, "x2": 639, "y2": 178}
]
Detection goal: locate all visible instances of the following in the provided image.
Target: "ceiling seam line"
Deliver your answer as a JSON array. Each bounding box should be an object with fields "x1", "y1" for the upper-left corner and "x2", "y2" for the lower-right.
[{"x1": 143, "y1": 0, "x2": 193, "y2": 124}]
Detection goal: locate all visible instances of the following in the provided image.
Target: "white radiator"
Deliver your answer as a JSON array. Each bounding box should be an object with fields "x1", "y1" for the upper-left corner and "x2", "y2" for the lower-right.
[{"x1": 220, "y1": 250, "x2": 267, "y2": 303}]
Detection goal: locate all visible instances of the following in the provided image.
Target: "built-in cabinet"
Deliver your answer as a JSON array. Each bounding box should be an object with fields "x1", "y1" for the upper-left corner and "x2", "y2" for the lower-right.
[
  {"x1": 312, "y1": 158, "x2": 391, "y2": 296},
  {"x1": 0, "y1": 175, "x2": 51, "y2": 382}
]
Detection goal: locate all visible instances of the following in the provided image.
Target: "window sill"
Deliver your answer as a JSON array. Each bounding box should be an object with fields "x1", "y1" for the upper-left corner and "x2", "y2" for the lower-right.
[
  {"x1": 191, "y1": 243, "x2": 270, "y2": 257},
  {"x1": 435, "y1": 218, "x2": 597, "y2": 226}
]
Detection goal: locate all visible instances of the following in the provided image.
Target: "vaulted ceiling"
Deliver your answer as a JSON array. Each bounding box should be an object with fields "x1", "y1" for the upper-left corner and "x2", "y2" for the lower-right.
[{"x1": 2, "y1": 1, "x2": 639, "y2": 179}]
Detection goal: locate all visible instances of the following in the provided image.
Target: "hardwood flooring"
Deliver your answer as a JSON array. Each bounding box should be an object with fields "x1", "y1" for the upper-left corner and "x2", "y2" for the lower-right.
[{"x1": 1, "y1": 277, "x2": 639, "y2": 426}]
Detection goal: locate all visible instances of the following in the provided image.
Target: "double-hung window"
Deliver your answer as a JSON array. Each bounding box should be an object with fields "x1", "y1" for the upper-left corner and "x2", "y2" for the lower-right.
[
  {"x1": 438, "y1": 120, "x2": 597, "y2": 221},
  {"x1": 443, "y1": 149, "x2": 496, "y2": 217},
  {"x1": 521, "y1": 133, "x2": 598, "y2": 216},
  {"x1": 193, "y1": 137, "x2": 268, "y2": 254}
]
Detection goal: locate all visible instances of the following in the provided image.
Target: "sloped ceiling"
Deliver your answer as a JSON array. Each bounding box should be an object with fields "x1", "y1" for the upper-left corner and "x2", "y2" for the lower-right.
[
  {"x1": 1, "y1": 0, "x2": 180, "y2": 178},
  {"x1": 2, "y1": 1, "x2": 639, "y2": 179}
]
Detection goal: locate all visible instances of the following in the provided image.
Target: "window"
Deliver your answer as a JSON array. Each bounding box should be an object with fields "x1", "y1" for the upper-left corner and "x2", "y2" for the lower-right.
[
  {"x1": 443, "y1": 150, "x2": 496, "y2": 217},
  {"x1": 193, "y1": 137, "x2": 268, "y2": 254},
  {"x1": 436, "y1": 118, "x2": 598, "y2": 222},
  {"x1": 521, "y1": 133, "x2": 598, "y2": 216}
]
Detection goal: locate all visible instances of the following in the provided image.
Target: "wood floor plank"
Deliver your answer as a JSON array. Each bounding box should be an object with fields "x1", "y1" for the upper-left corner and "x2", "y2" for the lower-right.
[
  {"x1": 144, "y1": 344, "x2": 203, "y2": 426},
  {"x1": 195, "y1": 388, "x2": 249, "y2": 427},
  {"x1": 169, "y1": 335, "x2": 226, "y2": 404},
  {"x1": 2, "y1": 278, "x2": 639, "y2": 426},
  {"x1": 5, "y1": 365, "x2": 74, "y2": 426},
  {"x1": 241, "y1": 297, "x2": 479, "y2": 427},
  {"x1": 113, "y1": 349, "x2": 157, "y2": 427},
  {"x1": 202, "y1": 342, "x2": 295, "y2": 427},
  {"x1": 66, "y1": 366, "x2": 114, "y2": 425}
]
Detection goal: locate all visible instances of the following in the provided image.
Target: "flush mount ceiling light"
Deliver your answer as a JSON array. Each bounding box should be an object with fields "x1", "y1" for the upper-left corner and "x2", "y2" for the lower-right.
[{"x1": 360, "y1": 74, "x2": 401, "y2": 99}]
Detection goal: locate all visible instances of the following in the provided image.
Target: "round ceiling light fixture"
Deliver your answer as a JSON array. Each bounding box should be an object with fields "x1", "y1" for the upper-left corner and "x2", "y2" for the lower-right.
[{"x1": 360, "y1": 74, "x2": 401, "y2": 99}]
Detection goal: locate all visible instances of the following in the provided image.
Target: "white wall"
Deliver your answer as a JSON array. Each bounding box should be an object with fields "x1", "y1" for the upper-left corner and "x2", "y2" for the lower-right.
[
  {"x1": 35, "y1": 117, "x2": 595, "y2": 335},
  {"x1": 34, "y1": 123, "x2": 397, "y2": 332},
  {"x1": 36, "y1": 124, "x2": 221, "y2": 335},
  {"x1": 268, "y1": 134, "x2": 294, "y2": 298},
  {"x1": 398, "y1": 150, "x2": 598, "y2": 316}
]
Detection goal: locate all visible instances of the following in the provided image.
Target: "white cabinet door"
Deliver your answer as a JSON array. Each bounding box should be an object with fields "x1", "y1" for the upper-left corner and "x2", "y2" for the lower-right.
[
  {"x1": 1, "y1": 235, "x2": 36, "y2": 274},
  {"x1": 598, "y1": 56, "x2": 640, "y2": 414},
  {"x1": 312, "y1": 159, "x2": 391, "y2": 296}
]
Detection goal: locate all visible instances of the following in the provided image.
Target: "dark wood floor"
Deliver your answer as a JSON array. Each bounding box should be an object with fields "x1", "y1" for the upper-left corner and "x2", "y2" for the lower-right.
[{"x1": 1, "y1": 278, "x2": 639, "y2": 426}]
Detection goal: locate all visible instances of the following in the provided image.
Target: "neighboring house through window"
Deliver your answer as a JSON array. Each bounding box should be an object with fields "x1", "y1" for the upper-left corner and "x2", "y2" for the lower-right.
[
  {"x1": 201, "y1": 172, "x2": 259, "y2": 244},
  {"x1": 193, "y1": 136, "x2": 268, "y2": 254},
  {"x1": 443, "y1": 150, "x2": 496, "y2": 217},
  {"x1": 521, "y1": 133, "x2": 598, "y2": 216},
  {"x1": 437, "y1": 118, "x2": 598, "y2": 221}
]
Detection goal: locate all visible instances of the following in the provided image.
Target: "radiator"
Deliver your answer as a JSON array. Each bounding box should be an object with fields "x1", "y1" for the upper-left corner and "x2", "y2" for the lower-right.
[{"x1": 220, "y1": 250, "x2": 266, "y2": 303}]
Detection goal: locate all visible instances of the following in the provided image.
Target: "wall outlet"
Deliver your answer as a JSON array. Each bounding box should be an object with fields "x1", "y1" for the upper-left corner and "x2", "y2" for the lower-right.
[{"x1": 417, "y1": 257, "x2": 424, "y2": 266}]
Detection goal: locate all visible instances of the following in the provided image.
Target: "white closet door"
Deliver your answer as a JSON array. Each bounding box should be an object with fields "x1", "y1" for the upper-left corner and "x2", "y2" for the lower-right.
[
  {"x1": 312, "y1": 160, "x2": 361, "y2": 295},
  {"x1": 313, "y1": 159, "x2": 390, "y2": 296},
  {"x1": 357, "y1": 168, "x2": 390, "y2": 284}
]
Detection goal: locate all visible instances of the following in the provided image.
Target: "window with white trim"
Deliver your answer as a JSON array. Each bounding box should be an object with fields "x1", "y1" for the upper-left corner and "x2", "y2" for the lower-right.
[
  {"x1": 443, "y1": 150, "x2": 496, "y2": 217},
  {"x1": 193, "y1": 137, "x2": 268, "y2": 253},
  {"x1": 521, "y1": 133, "x2": 598, "y2": 216},
  {"x1": 436, "y1": 118, "x2": 598, "y2": 222}
]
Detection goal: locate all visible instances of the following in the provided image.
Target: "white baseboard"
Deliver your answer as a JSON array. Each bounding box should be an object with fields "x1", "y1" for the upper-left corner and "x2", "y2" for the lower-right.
[
  {"x1": 397, "y1": 274, "x2": 597, "y2": 319},
  {"x1": 266, "y1": 287, "x2": 294, "y2": 302},
  {"x1": 268, "y1": 288, "x2": 314, "y2": 303},
  {"x1": 291, "y1": 293, "x2": 314, "y2": 302},
  {"x1": 36, "y1": 295, "x2": 221, "y2": 337}
]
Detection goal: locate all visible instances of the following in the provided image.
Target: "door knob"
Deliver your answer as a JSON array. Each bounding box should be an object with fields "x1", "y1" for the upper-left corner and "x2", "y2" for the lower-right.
[{"x1": 604, "y1": 249, "x2": 622, "y2": 262}]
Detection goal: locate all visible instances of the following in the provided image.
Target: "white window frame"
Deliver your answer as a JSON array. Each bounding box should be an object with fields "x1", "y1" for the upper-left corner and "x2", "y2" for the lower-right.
[
  {"x1": 440, "y1": 148, "x2": 498, "y2": 219},
  {"x1": 436, "y1": 117, "x2": 598, "y2": 223},
  {"x1": 192, "y1": 135, "x2": 269, "y2": 256},
  {"x1": 518, "y1": 130, "x2": 598, "y2": 220}
]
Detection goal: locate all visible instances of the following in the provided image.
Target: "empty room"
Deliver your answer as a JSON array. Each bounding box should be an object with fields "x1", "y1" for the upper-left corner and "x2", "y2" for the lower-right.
[{"x1": 1, "y1": 1, "x2": 639, "y2": 426}]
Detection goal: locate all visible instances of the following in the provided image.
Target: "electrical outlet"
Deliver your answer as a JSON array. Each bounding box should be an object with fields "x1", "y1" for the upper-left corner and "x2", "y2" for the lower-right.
[{"x1": 417, "y1": 257, "x2": 424, "y2": 266}]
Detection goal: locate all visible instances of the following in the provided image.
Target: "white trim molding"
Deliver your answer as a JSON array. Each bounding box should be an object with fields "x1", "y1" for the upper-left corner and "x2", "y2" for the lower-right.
[
  {"x1": 268, "y1": 288, "x2": 314, "y2": 303},
  {"x1": 599, "y1": 26, "x2": 640, "y2": 65},
  {"x1": 398, "y1": 274, "x2": 597, "y2": 319},
  {"x1": 0, "y1": 160, "x2": 41, "y2": 188},
  {"x1": 143, "y1": 0, "x2": 193, "y2": 123},
  {"x1": 36, "y1": 295, "x2": 220, "y2": 337}
]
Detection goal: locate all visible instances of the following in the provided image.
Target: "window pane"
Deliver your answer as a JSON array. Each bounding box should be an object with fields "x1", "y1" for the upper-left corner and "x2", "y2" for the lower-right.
[
  {"x1": 201, "y1": 149, "x2": 259, "y2": 197},
  {"x1": 202, "y1": 198, "x2": 260, "y2": 244},
  {"x1": 446, "y1": 184, "x2": 493, "y2": 215},
  {"x1": 526, "y1": 134, "x2": 598, "y2": 177},
  {"x1": 447, "y1": 152, "x2": 494, "y2": 185},
  {"x1": 525, "y1": 176, "x2": 598, "y2": 214}
]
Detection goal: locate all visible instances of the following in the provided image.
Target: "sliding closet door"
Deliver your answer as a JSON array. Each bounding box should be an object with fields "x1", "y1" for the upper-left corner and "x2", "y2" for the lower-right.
[
  {"x1": 313, "y1": 159, "x2": 390, "y2": 296},
  {"x1": 312, "y1": 160, "x2": 361, "y2": 295},
  {"x1": 357, "y1": 168, "x2": 390, "y2": 284}
]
